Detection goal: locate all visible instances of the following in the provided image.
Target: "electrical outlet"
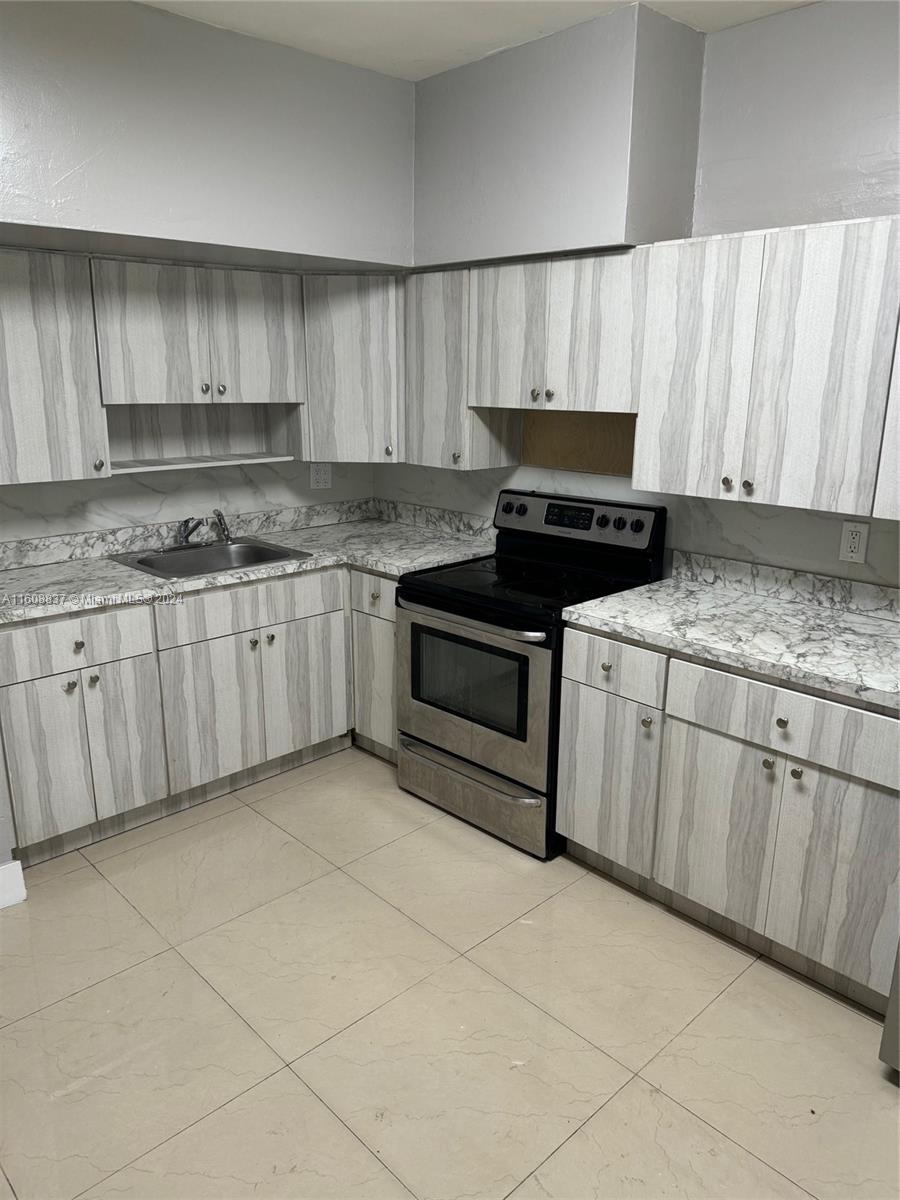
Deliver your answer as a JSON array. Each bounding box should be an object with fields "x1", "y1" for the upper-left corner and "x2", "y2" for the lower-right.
[
  {"x1": 310, "y1": 463, "x2": 332, "y2": 490},
  {"x1": 839, "y1": 520, "x2": 869, "y2": 564}
]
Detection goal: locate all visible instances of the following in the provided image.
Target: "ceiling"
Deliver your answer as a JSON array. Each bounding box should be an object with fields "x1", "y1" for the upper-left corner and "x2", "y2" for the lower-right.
[{"x1": 143, "y1": 0, "x2": 817, "y2": 81}]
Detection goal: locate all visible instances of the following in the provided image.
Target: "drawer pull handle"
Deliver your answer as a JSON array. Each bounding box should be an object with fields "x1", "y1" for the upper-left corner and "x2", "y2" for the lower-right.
[
  {"x1": 370, "y1": 592, "x2": 381, "y2": 603},
  {"x1": 600, "y1": 661, "x2": 612, "y2": 673},
  {"x1": 791, "y1": 767, "x2": 804, "y2": 780},
  {"x1": 249, "y1": 637, "x2": 259, "y2": 649},
  {"x1": 762, "y1": 758, "x2": 775, "y2": 771},
  {"x1": 742, "y1": 479, "x2": 754, "y2": 494},
  {"x1": 88, "y1": 674, "x2": 100, "y2": 686},
  {"x1": 721, "y1": 476, "x2": 733, "y2": 490},
  {"x1": 62, "y1": 680, "x2": 78, "y2": 693},
  {"x1": 73, "y1": 640, "x2": 85, "y2": 653},
  {"x1": 266, "y1": 633, "x2": 276, "y2": 644},
  {"x1": 640, "y1": 716, "x2": 653, "y2": 729},
  {"x1": 776, "y1": 716, "x2": 789, "y2": 729},
  {"x1": 217, "y1": 383, "x2": 227, "y2": 396},
  {"x1": 530, "y1": 387, "x2": 541, "y2": 402}
]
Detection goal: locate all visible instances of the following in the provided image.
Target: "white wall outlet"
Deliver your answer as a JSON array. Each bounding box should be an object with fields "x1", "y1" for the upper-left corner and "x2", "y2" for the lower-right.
[
  {"x1": 839, "y1": 520, "x2": 869, "y2": 564},
  {"x1": 310, "y1": 463, "x2": 332, "y2": 489}
]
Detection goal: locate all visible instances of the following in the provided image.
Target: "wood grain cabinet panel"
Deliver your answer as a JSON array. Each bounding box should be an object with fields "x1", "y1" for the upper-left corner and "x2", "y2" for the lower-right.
[
  {"x1": 468, "y1": 261, "x2": 550, "y2": 409},
  {"x1": 303, "y1": 275, "x2": 401, "y2": 462},
  {"x1": 563, "y1": 628, "x2": 667, "y2": 708},
  {"x1": 160, "y1": 631, "x2": 266, "y2": 793},
  {"x1": 260, "y1": 569, "x2": 345, "y2": 626},
  {"x1": 352, "y1": 611, "x2": 397, "y2": 750},
  {"x1": 154, "y1": 584, "x2": 264, "y2": 651},
  {"x1": 0, "y1": 250, "x2": 108, "y2": 484},
  {"x1": 766, "y1": 764, "x2": 899, "y2": 994},
  {"x1": 0, "y1": 607, "x2": 153, "y2": 687},
  {"x1": 262, "y1": 610, "x2": 349, "y2": 761},
  {"x1": 545, "y1": 251, "x2": 648, "y2": 413},
  {"x1": 0, "y1": 672, "x2": 96, "y2": 846},
  {"x1": 743, "y1": 217, "x2": 900, "y2": 514},
  {"x1": 208, "y1": 268, "x2": 307, "y2": 405},
  {"x1": 350, "y1": 571, "x2": 397, "y2": 622},
  {"x1": 631, "y1": 234, "x2": 765, "y2": 500},
  {"x1": 873, "y1": 341, "x2": 899, "y2": 520},
  {"x1": 556, "y1": 681, "x2": 661, "y2": 876},
  {"x1": 83, "y1": 655, "x2": 168, "y2": 820},
  {"x1": 92, "y1": 259, "x2": 211, "y2": 405},
  {"x1": 654, "y1": 719, "x2": 784, "y2": 933}
]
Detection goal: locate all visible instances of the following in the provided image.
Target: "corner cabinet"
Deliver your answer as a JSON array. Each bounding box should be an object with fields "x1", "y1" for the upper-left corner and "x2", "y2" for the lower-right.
[
  {"x1": 350, "y1": 571, "x2": 398, "y2": 753},
  {"x1": 0, "y1": 250, "x2": 109, "y2": 484},
  {"x1": 303, "y1": 275, "x2": 402, "y2": 463}
]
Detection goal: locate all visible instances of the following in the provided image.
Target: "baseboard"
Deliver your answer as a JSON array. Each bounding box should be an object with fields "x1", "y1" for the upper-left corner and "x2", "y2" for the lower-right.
[
  {"x1": 0, "y1": 860, "x2": 26, "y2": 909},
  {"x1": 352, "y1": 731, "x2": 398, "y2": 764}
]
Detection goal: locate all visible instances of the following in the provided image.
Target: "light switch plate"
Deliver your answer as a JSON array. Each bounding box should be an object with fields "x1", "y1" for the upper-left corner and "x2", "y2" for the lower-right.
[
  {"x1": 310, "y1": 463, "x2": 332, "y2": 489},
  {"x1": 839, "y1": 520, "x2": 869, "y2": 563}
]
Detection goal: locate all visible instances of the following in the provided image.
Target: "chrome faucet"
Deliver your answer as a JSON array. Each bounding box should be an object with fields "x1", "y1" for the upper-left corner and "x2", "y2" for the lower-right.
[
  {"x1": 176, "y1": 517, "x2": 205, "y2": 545},
  {"x1": 212, "y1": 509, "x2": 232, "y2": 543}
]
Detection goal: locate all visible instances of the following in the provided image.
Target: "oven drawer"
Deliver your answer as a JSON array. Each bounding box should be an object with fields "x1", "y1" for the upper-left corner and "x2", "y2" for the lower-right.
[
  {"x1": 351, "y1": 571, "x2": 397, "y2": 622},
  {"x1": 563, "y1": 628, "x2": 667, "y2": 708},
  {"x1": 398, "y1": 737, "x2": 548, "y2": 858}
]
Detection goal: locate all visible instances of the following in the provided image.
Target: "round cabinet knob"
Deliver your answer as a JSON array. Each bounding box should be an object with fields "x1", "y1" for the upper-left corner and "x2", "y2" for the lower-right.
[
  {"x1": 217, "y1": 383, "x2": 227, "y2": 396},
  {"x1": 776, "y1": 716, "x2": 789, "y2": 729},
  {"x1": 762, "y1": 758, "x2": 775, "y2": 771},
  {"x1": 266, "y1": 633, "x2": 275, "y2": 644},
  {"x1": 249, "y1": 637, "x2": 259, "y2": 649},
  {"x1": 721, "y1": 476, "x2": 733, "y2": 490},
  {"x1": 600, "y1": 662, "x2": 612, "y2": 673},
  {"x1": 544, "y1": 389, "x2": 555, "y2": 401},
  {"x1": 641, "y1": 716, "x2": 654, "y2": 729},
  {"x1": 385, "y1": 445, "x2": 394, "y2": 457},
  {"x1": 93, "y1": 459, "x2": 105, "y2": 472},
  {"x1": 530, "y1": 387, "x2": 541, "y2": 402},
  {"x1": 62, "y1": 680, "x2": 78, "y2": 693},
  {"x1": 200, "y1": 382, "x2": 211, "y2": 395},
  {"x1": 89, "y1": 674, "x2": 100, "y2": 687},
  {"x1": 451, "y1": 451, "x2": 462, "y2": 464},
  {"x1": 790, "y1": 767, "x2": 804, "y2": 780},
  {"x1": 613, "y1": 516, "x2": 627, "y2": 531},
  {"x1": 742, "y1": 479, "x2": 754, "y2": 494},
  {"x1": 73, "y1": 639, "x2": 85, "y2": 653},
  {"x1": 370, "y1": 591, "x2": 381, "y2": 603}
]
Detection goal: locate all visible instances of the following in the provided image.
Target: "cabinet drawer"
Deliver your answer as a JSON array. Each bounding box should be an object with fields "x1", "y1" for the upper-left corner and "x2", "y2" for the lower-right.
[
  {"x1": 350, "y1": 571, "x2": 397, "y2": 622},
  {"x1": 154, "y1": 584, "x2": 263, "y2": 650},
  {"x1": 666, "y1": 659, "x2": 899, "y2": 791},
  {"x1": 260, "y1": 569, "x2": 345, "y2": 626},
  {"x1": 563, "y1": 628, "x2": 667, "y2": 708},
  {"x1": 0, "y1": 606, "x2": 153, "y2": 685}
]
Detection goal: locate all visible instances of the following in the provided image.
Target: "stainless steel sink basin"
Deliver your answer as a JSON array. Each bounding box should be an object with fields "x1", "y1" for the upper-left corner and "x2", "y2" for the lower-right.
[{"x1": 111, "y1": 538, "x2": 311, "y2": 580}]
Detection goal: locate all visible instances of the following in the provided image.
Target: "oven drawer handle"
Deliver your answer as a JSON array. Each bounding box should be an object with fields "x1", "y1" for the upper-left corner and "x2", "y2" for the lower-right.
[
  {"x1": 399, "y1": 738, "x2": 543, "y2": 807},
  {"x1": 396, "y1": 597, "x2": 547, "y2": 644}
]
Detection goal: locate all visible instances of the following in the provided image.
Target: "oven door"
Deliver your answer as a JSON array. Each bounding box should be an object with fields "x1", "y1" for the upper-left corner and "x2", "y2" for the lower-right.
[{"x1": 396, "y1": 598, "x2": 552, "y2": 792}]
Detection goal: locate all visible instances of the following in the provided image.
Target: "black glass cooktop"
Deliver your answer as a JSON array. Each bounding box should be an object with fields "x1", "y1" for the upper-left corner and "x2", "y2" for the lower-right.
[{"x1": 408, "y1": 554, "x2": 630, "y2": 612}]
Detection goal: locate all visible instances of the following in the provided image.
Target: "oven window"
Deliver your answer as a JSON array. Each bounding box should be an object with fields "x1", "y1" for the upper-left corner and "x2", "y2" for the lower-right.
[{"x1": 411, "y1": 626, "x2": 529, "y2": 740}]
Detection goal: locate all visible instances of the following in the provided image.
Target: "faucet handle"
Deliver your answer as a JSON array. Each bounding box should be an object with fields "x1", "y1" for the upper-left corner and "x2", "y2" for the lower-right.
[{"x1": 212, "y1": 509, "x2": 232, "y2": 542}]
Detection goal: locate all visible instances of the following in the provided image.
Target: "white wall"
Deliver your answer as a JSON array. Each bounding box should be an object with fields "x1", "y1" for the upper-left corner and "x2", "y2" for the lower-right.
[
  {"x1": 374, "y1": 464, "x2": 900, "y2": 587},
  {"x1": 693, "y1": 1, "x2": 900, "y2": 235},
  {"x1": 0, "y1": 2, "x2": 414, "y2": 265}
]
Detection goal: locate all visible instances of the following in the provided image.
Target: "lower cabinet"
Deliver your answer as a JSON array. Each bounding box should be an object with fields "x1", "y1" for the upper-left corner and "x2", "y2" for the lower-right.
[
  {"x1": 556, "y1": 680, "x2": 661, "y2": 876},
  {"x1": 765, "y1": 763, "x2": 899, "y2": 995},
  {"x1": 262, "y1": 610, "x2": 349, "y2": 760},
  {"x1": 352, "y1": 611, "x2": 397, "y2": 750},
  {"x1": 83, "y1": 655, "x2": 168, "y2": 820},
  {"x1": 654, "y1": 719, "x2": 785, "y2": 933},
  {"x1": 160, "y1": 631, "x2": 267, "y2": 793}
]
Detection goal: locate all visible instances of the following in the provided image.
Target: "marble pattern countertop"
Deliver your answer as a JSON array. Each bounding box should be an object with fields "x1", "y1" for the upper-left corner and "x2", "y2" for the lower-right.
[
  {"x1": 564, "y1": 576, "x2": 900, "y2": 713},
  {"x1": 0, "y1": 520, "x2": 495, "y2": 626}
]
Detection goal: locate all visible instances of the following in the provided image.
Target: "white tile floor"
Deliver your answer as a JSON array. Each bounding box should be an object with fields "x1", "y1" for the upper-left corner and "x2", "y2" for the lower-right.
[{"x1": 0, "y1": 747, "x2": 896, "y2": 1200}]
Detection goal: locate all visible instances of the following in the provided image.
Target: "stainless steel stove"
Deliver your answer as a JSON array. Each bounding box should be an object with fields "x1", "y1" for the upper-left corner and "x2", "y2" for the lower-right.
[{"x1": 395, "y1": 490, "x2": 667, "y2": 858}]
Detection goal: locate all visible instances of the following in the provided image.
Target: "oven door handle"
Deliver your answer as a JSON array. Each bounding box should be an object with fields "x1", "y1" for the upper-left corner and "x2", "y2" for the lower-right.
[
  {"x1": 399, "y1": 738, "x2": 544, "y2": 807},
  {"x1": 396, "y1": 597, "x2": 548, "y2": 644}
]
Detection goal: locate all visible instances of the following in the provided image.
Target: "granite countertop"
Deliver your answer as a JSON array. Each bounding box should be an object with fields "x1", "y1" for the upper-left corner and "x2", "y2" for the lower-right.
[
  {"x1": 564, "y1": 574, "x2": 900, "y2": 713},
  {"x1": 0, "y1": 520, "x2": 495, "y2": 626}
]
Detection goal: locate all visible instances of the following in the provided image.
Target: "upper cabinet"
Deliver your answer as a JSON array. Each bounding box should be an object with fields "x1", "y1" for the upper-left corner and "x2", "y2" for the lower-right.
[
  {"x1": 405, "y1": 270, "x2": 519, "y2": 470},
  {"x1": 468, "y1": 255, "x2": 644, "y2": 412},
  {"x1": 303, "y1": 275, "x2": 402, "y2": 463},
  {"x1": 0, "y1": 250, "x2": 109, "y2": 484},
  {"x1": 873, "y1": 349, "x2": 899, "y2": 520},
  {"x1": 93, "y1": 260, "x2": 307, "y2": 406}
]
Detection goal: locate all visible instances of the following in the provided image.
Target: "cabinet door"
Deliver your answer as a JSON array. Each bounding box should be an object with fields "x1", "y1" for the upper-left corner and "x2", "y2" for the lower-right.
[
  {"x1": 406, "y1": 271, "x2": 469, "y2": 468},
  {"x1": 631, "y1": 234, "x2": 764, "y2": 499},
  {"x1": 467, "y1": 261, "x2": 550, "y2": 409},
  {"x1": 0, "y1": 673, "x2": 95, "y2": 846},
  {"x1": 208, "y1": 269, "x2": 307, "y2": 405},
  {"x1": 92, "y1": 259, "x2": 211, "y2": 405},
  {"x1": 873, "y1": 343, "x2": 899, "y2": 520},
  {"x1": 303, "y1": 275, "x2": 400, "y2": 462},
  {"x1": 545, "y1": 252, "x2": 647, "y2": 413},
  {"x1": 556, "y1": 681, "x2": 661, "y2": 876},
  {"x1": 0, "y1": 250, "x2": 108, "y2": 484},
  {"x1": 766, "y1": 764, "x2": 899, "y2": 994},
  {"x1": 159, "y1": 632, "x2": 265, "y2": 793},
  {"x1": 654, "y1": 720, "x2": 784, "y2": 932},
  {"x1": 352, "y1": 611, "x2": 397, "y2": 750},
  {"x1": 262, "y1": 611, "x2": 349, "y2": 761},
  {"x1": 743, "y1": 218, "x2": 900, "y2": 513},
  {"x1": 83, "y1": 655, "x2": 168, "y2": 820}
]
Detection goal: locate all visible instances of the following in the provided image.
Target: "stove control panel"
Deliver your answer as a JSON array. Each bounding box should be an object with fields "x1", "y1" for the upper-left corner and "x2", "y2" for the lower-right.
[{"x1": 494, "y1": 491, "x2": 659, "y2": 550}]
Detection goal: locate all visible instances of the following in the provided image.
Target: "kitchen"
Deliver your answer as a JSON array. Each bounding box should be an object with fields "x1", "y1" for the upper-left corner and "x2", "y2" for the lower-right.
[{"x1": 0, "y1": 1, "x2": 897, "y2": 1197}]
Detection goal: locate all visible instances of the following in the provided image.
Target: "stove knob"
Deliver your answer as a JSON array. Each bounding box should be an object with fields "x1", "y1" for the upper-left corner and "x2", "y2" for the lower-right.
[
  {"x1": 515, "y1": 503, "x2": 528, "y2": 516},
  {"x1": 596, "y1": 514, "x2": 610, "y2": 529},
  {"x1": 630, "y1": 518, "x2": 645, "y2": 533},
  {"x1": 501, "y1": 501, "x2": 514, "y2": 514},
  {"x1": 613, "y1": 516, "x2": 627, "y2": 531}
]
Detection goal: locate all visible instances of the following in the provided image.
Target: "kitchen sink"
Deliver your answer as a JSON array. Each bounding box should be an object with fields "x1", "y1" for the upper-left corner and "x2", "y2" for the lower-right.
[{"x1": 111, "y1": 538, "x2": 311, "y2": 580}]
